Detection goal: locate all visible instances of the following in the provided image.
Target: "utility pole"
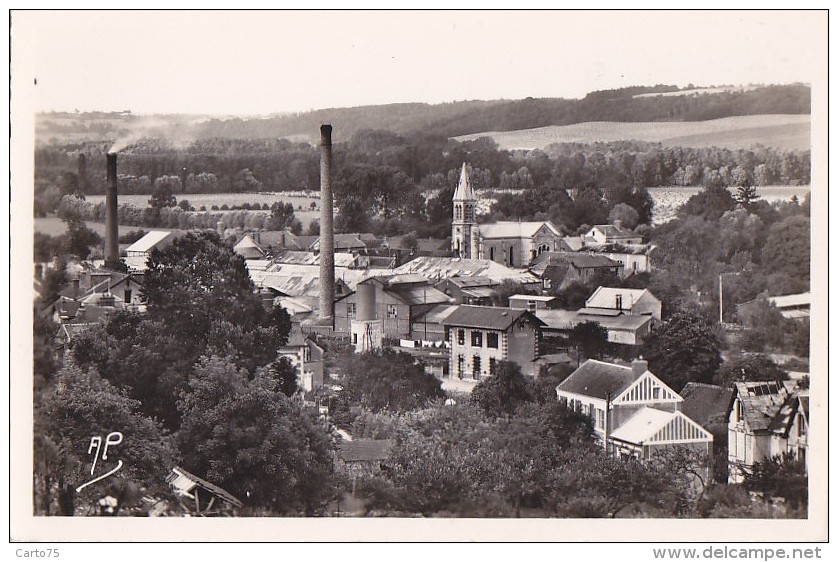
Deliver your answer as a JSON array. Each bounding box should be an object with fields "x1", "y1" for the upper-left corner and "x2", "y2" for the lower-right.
[{"x1": 719, "y1": 274, "x2": 724, "y2": 324}]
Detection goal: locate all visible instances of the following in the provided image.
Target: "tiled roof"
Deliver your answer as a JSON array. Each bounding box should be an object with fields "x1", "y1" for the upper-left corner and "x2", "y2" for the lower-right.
[
  {"x1": 339, "y1": 439, "x2": 394, "y2": 463},
  {"x1": 680, "y1": 382, "x2": 733, "y2": 428},
  {"x1": 586, "y1": 287, "x2": 652, "y2": 310},
  {"x1": 529, "y1": 252, "x2": 620, "y2": 275},
  {"x1": 442, "y1": 305, "x2": 543, "y2": 330},
  {"x1": 556, "y1": 359, "x2": 640, "y2": 400},
  {"x1": 733, "y1": 381, "x2": 789, "y2": 432},
  {"x1": 478, "y1": 221, "x2": 561, "y2": 239}
]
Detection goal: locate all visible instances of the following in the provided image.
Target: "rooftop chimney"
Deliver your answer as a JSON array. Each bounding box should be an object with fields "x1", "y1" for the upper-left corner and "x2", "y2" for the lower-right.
[
  {"x1": 105, "y1": 153, "x2": 119, "y2": 264},
  {"x1": 319, "y1": 125, "x2": 335, "y2": 324},
  {"x1": 632, "y1": 358, "x2": 648, "y2": 378}
]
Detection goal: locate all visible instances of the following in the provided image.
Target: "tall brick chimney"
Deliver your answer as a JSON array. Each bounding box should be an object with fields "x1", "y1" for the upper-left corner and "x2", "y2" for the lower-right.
[
  {"x1": 76, "y1": 153, "x2": 87, "y2": 198},
  {"x1": 319, "y1": 125, "x2": 335, "y2": 324},
  {"x1": 105, "y1": 153, "x2": 119, "y2": 264}
]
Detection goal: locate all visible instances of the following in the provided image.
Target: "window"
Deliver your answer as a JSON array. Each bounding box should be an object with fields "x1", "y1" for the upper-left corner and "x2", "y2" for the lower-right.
[
  {"x1": 457, "y1": 329, "x2": 465, "y2": 345},
  {"x1": 527, "y1": 300, "x2": 537, "y2": 312},
  {"x1": 123, "y1": 289, "x2": 132, "y2": 303},
  {"x1": 509, "y1": 246, "x2": 514, "y2": 266},
  {"x1": 543, "y1": 278, "x2": 552, "y2": 290},
  {"x1": 457, "y1": 355, "x2": 465, "y2": 378},
  {"x1": 387, "y1": 304, "x2": 398, "y2": 318},
  {"x1": 473, "y1": 355, "x2": 481, "y2": 379},
  {"x1": 347, "y1": 303, "x2": 357, "y2": 318},
  {"x1": 489, "y1": 247, "x2": 495, "y2": 261},
  {"x1": 489, "y1": 357, "x2": 496, "y2": 375},
  {"x1": 596, "y1": 408, "x2": 605, "y2": 430},
  {"x1": 487, "y1": 332, "x2": 499, "y2": 348},
  {"x1": 352, "y1": 333, "x2": 358, "y2": 345},
  {"x1": 471, "y1": 330, "x2": 483, "y2": 347}
]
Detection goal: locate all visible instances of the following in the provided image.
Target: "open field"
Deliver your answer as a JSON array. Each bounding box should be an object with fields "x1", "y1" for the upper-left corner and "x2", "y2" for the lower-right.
[
  {"x1": 453, "y1": 114, "x2": 811, "y2": 151},
  {"x1": 84, "y1": 193, "x2": 319, "y2": 211}
]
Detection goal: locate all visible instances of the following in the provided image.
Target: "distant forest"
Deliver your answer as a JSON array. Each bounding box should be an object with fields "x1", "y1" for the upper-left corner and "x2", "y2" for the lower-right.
[{"x1": 37, "y1": 83, "x2": 810, "y2": 144}]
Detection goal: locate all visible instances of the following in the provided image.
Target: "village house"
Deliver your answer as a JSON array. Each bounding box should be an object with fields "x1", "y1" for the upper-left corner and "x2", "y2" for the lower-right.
[
  {"x1": 556, "y1": 359, "x2": 713, "y2": 461},
  {"x1": 278, "y1": 326, "x2": 325, "y2": 392},
  {"x1": 583, "y1": 287, "x2": 662, "y2": 320},
  {"x1": 535, "y1": 308, "x2": 653, "y2": 347},
  {"x1": 726, "y1": 381, "x2": 809, "y2": 483},
  {"x1": 508, "y1": 294, "x2": 557, "y2": 311},
  {"x1": 528, "y1": 252, "x2": 623, "y2": 291},
  {"x1": 583, "y1": 222, "x2": 643, "y2": 245},
  {"x1": 442, "y1": 305, "x2": 545, "y2": 379},
  {"x1": 123, "y1": 230, "x2": 181, "y2": 271}
]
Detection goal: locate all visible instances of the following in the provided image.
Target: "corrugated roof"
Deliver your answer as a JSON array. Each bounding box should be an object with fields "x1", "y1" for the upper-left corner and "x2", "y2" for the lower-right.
[
  {"x1": 478, "y1": 221, "x2": 561, "y2": 239},
  {"x1": 339, "y1": 439, "x2": 394, "y2": 463},
  {"x1": 556, "y1": 359, "x2": 640, "y2": 400},
  {"x1": 680, "y1": 382, "x2": 733, "y2": 428},
  {"x1": 389, "y1": 286, "x2": 453, "y2": 306},
  {"x1": 446, "y1": 276, "x2": 498, "y2": 288},
  {"x1": 125, "y1": 230, "x2": 173, "y2": 253},
  {"x1": 509, "y1": 294, "x2": 555, "y2": 302},
  {"x1": 586, "y1": 287, "x2": 652, "y2": 310},
  {"x1": 461, "y1": 287, "x2": 499, "y2": 299},
  {"x1": 442, "y1": 305, "x2": 543, "y2": 330},
  {"x1": 392, "y1": 256, "x2": 538, "y2": 284},
  {"x1": 270, "y1": 250, "x2": 356, "y2": 268},
  {"x1": 577, "y1": 307, "x2": 623, "y2": 317},
  {"x1": 536, "y1": 310, "x2": 651, "y2": 331}
]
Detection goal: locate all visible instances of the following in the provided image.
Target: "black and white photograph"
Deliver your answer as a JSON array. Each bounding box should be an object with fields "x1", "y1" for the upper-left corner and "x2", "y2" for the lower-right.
[{"x1": 9, "y1": 8, "x2": 828, "y2": 546}]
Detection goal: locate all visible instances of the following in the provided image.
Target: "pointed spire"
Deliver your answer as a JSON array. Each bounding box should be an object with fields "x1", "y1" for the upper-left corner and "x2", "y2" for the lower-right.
[{"x1": 453, "y1": 162, "x2": 475, "y2": 201}]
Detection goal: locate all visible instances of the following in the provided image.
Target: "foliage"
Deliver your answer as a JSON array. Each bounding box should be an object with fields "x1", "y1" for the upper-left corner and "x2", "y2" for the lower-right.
[
  {"x1": 568, "y1": 321, "x2": 609, "y2": 363},
  {"x1": 35, "y1": 361, "x2": 176, "y2": 514},
  {"x1": 743, "y1": 453, "x2": 808, "y2": 512},
  {"x1": 256, "y1": 356, "x2": 300, "y2": 397},
  {"x1": 608, "y1": 203, "x2": 640, "y2": 229},
  {"x1": 176, "y1": 355, "x2": 338, "y2": 515},
  {"x1": 641, "y1": 309, "x2": 722, "y2": 392},
  {"x1": 679, "y1": 185, "x2": 736, "y2": 221},
  {"x1": 761, "y1": 215, "x2": 810, "y2": 283},
  {"x1": 470, "y1": 360, "x2": 532, "y2": 418},
  {"x1": 714, "y1": 352, "x2": 788, "y2": 387},
  {"x1": 33, "y1": 310, "x2": 61, "y2": 389},
  {"x1": 337, "y1": 349, "x2": 444, "y2": 414}
]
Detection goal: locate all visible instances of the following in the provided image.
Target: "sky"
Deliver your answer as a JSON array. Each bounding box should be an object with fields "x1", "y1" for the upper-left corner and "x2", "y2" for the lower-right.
[{"x1": 12, "y1": 10, "x2": 827, "y2": 116}]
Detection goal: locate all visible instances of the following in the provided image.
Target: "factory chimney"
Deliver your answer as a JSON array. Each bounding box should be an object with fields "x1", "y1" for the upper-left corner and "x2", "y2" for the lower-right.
[
  {"x1": 319, "y1": 125, "x2": 335, "y2": 324},
  {"x1": 105, "y1": 153, "x2": 119, "y2": 264},
  {"x1": 76, "y1": 153, "x2": 87, "y2": 198}
]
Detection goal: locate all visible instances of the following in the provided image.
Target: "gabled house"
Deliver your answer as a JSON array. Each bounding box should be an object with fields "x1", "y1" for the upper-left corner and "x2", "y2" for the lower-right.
[
  {"x1": 535, "y1": 309, "x2": 653, "y2": 347},
  {"x1": 556, "y1": 359, "x2": 713, "y2": 461},
  {"x1": 334, "y1": 274, "x2": 453, "y2": 340},
  {"x1": 435, "y1": 276, "x2": 499, "y2": 306},
  {"x1": 528, "y1": 252, "x2": 622, "y2": 291},
  {"x1": 584, "y1": 287, "x2": 662, "y2": 320},
  {"x1": 477, "y1": 220, "x2": 564, "y2": 267},
  {"x1": 582, "y1": 243, "x2": 657, "y2": 278},
  {"x1": 278, "y1": 326, "x2": 325, "y2": 392},
  {"x1": 233, "y1": 233, "x2": 266, "y2": 260},
  {"x1": 584, "y1": 222, "x2": 643, "y2": 245},
  {"x1": 442, "y1": 305, "x2": 545, "y2": 379},
  {"x1": 727, "y1": 381, "x2": 808, "y2": 483}
]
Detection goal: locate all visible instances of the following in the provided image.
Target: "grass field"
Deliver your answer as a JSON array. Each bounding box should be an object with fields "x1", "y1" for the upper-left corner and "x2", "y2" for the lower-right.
[{"x1": 453, "y1": 114, "x2": 811, "y2": 151}]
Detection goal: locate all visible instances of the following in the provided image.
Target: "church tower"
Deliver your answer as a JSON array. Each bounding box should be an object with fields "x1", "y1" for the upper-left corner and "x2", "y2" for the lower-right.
[{"x1": 452, "y1": 162, "x2": 479, "y2": 258}]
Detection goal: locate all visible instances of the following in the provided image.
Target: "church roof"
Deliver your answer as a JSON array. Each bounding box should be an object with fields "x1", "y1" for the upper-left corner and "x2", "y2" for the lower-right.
[
  {"x1": 452, "y1": 162, "x2": 475, "y2": 201},
  {"x1": 478, "y1": 221, "x2": 561, "y2": 239}
]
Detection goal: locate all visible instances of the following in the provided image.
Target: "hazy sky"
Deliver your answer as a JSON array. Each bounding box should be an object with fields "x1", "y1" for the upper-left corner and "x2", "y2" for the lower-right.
[{"x1": 12, "y1": 10, "x2": 826, "y2": 116}]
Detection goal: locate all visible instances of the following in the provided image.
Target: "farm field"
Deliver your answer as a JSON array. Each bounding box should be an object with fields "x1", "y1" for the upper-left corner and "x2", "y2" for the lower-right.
[{"x1": 453, "y1": 114, "x2": 811, "y2": 152}]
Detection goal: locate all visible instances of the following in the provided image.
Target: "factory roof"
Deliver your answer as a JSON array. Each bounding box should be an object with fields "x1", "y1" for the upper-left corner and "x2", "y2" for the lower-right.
[
  {"x1": 392, "y1": 256, "x2": 538, "y2": 284},
  {"x1": 125, "y1": 230, "x2": 174, "y2": 254}
]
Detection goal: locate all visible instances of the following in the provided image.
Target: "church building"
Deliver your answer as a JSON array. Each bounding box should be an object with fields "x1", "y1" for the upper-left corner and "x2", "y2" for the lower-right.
[{"x1": 451, "y1": 163, "x2": 563, "y2": 268}]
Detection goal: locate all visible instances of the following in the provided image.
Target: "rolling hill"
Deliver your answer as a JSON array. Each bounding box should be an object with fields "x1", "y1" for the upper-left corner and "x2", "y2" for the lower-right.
[{"x1": 452, "y1": 114, "x2": 811, "y2": 151}]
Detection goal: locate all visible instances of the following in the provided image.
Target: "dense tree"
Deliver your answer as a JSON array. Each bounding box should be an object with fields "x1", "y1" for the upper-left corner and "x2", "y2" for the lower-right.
[
  {"x1": 761, "y1": 215, "x2": 810, "y2": 283},
  {"x1": 743, "y1": 453, "x2": 808, "y2": 513},
  {"x1": 35, "y1": 361, "x2": 176, "y2": 515},
  {"x1": 679, "y1": 185, "x2": 736, "y2": 221},
  {"x1": 470, "y1": 360, "x2": 532, "y2": 418},
  {"x1": 641, "y1": 309, "x2": 722, "y2": 392},
  {"x1": 608, "y1": 203, "x2": 640, "y2": 229},
  {"x1": 568, "y1": 321, "x2": 609, "y2": 364},
  {"x1": 714, "y1": 353, "x2": 788, "y2": 387},
  {"x1": 176, "y1": 355, "x2": 338, "y2": 515},
  {"x1": 337, "y1": 349, "x2": 444, "y2": 415}
]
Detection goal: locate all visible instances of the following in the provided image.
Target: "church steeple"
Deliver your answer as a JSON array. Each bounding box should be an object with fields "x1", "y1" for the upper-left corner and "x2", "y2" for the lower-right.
[{"x1": 452, "y1": 162, "x2": 478, "y2": 258}]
